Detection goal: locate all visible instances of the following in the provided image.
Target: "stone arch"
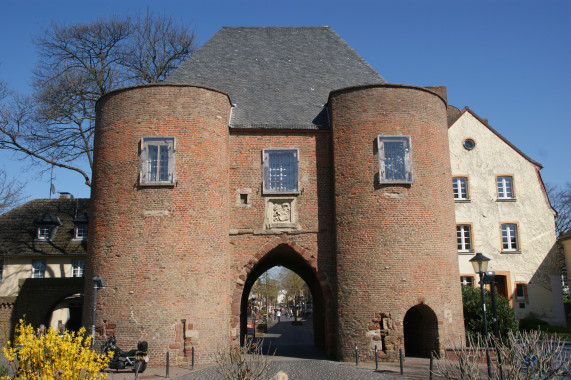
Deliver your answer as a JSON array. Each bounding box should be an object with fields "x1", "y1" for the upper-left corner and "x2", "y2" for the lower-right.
[
  {"x1": 47, "y1": 293, "x2": 84, "y2": 332},
  {"x1": 403, "y1": 303, "x2": 439, "y2": 358},
  {"x1": 230, "y1": 238, "x2": 335, "y2": 357}
]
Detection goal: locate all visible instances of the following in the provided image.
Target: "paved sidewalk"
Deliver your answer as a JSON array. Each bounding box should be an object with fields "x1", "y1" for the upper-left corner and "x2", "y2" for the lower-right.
[
  {"x1": 105, "y1": 357, "x2": 437, "y2": 380},
  {"x1": 106, "y1": 317, "x2": 439, "y2": 379}
]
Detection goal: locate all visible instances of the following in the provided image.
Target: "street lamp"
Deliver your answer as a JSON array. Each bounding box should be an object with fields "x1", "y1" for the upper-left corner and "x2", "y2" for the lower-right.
[
  {"x1": 92, "y1": 276, "x2": 104, "y2": 349},
  {"x1": 469, "y1": 253, "x2": 492, "y2": 378}
]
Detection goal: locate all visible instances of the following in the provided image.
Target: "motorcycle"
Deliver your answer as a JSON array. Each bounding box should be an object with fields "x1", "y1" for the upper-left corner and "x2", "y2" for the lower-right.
[{"x1": 102, "y1": 336, "x2": 149, "y2": 373}]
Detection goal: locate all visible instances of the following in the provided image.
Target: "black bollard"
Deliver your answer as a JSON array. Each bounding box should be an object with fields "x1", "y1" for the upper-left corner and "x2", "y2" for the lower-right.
[
  {"x1": 429, "y1": 351, "x2": 433, "y2": 380},
  {"x1": 355, "y1": 343, "x2": 359, "y2": 366},
  {"x1": 399, "y1": 348, "x2": 403, "y2": 375},
  {"x1": 192, "y1": 346, "x2": 195, "y2": 370},
  {"x1": 166, "y1": 351, "x2": 170, "y2": 378},
  {"x1": 375, "y1": 345, "x2": 378, "y2": 371}
]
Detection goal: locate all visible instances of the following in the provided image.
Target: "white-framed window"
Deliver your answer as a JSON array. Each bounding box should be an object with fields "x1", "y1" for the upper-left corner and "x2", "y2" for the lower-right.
[
  {"x1": 457, "y1": 225, "x2": 472, "y2": 252},
  {"x1": 37, "y1": 226, "x2": 52, "y2": 240},
  {"x1": 35, "y1": 213, "x2": 61, "y2": 241},
  {"x1": 460, "y1": 276, "x2": 474, "y2": 287},
  {"x1": 377, "y1": 135, "x2": 413, "y2": 184},
  {"x1": 31, "y1": 260, "x2": 46, "y2": 279},
  {"x1": 515, "y1": 283, "x2": 528, "y2": 301},
  {"x1": 140, "y1": 136, "x2": 176, "y2": 185},
  {"x1": 263, "y1": 149, "x2": 299, "y2": 194},
  {"x1": 71, "y1": 260, "x2": 85, "y2": 278},
  {"x1": 501, "y1": 223, "x2": 519, "y2": 251},
  {"x1": 453, "y1": 177, "x2": 469, "y2": 200},
  {"x1": 497, "y1": 176, "x2": 514, "y2": 199},
  {"x1": 74, "y1": 224, "x2": 88, "y2": 240}
]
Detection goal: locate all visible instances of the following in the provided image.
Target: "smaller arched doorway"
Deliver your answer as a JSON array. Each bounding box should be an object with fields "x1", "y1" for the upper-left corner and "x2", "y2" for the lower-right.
[{"x1": 403, "y1": 303, "x2": 439, "y2": 357}]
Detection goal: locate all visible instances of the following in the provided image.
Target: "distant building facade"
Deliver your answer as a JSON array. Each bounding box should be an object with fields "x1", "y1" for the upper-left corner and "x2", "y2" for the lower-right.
[
  {"x1": 0, "y1": 197, "x2": 88, "y2": 341},
  {"x1": 449, "y1": 107, "x2": 564, "y2": 325}
]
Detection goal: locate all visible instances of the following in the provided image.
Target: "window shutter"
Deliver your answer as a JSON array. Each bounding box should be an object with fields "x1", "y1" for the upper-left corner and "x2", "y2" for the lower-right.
[
  {"x1": 378, "y1": 137, "x2": 386, "y2": 180},
  {"x1": 140, "y1": 138, "x2": 147, "y2": 184},
  {"x1": 168, "y1": 142, "x2": 175, "y2": 183},
  {"x1": 263, "y1": 151, "x2": 270, "y2": 192},
  {"x1": 404, "y1": 137, "x2": 412, "y2": 182}
]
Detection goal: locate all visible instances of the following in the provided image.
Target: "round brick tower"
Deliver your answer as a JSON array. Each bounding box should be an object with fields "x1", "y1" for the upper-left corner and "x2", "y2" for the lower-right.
[
  {"x1": 329, "y1": 84, "x2": 465, "y2": 360},
  {"x1": 86, "y1": 84, "x2": 232, "y2": 363}
]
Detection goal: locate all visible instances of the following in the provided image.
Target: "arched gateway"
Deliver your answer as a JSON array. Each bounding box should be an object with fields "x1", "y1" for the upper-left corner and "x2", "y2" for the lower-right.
[
  {"x1": 86, "y1": 27, "x2": 466, "y2": 366},
  {"x1": 232, "y1": 241, "x2": 334, "y2": 354}
]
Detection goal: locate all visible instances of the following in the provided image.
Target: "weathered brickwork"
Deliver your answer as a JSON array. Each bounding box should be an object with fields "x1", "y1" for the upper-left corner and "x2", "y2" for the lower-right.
[
  {"x1": 329, "y1": 84, "x2": 465, "y2": 360},
  {"x1": 87, "y1": 83, "x2": 465, "y2": 365},
  {"x1": 87, "y1": 84, "x2": 233, "y2": 363}
]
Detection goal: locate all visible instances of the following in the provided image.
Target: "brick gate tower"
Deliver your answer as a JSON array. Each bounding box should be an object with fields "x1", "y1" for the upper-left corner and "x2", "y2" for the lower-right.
[{"x1": 86, "y1": 27, "x2": 465, "y2": 364}]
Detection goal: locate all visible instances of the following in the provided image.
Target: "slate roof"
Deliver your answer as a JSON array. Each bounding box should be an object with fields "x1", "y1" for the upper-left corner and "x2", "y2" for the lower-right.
[
  {"x1": 165, "y1": 27, "x2": 385, "y2": 129},
  {"x1": 0, "y1": 198, "x2": 89, "y2": 256}
]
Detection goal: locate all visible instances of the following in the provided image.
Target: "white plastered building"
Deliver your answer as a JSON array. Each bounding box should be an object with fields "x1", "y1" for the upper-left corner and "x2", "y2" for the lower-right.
[{"x1": 448, "y1": 107, "x2": 565, "y2": 325}]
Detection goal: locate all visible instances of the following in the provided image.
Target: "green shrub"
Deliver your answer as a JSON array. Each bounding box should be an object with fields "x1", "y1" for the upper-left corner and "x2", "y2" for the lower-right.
[
  {"x1": 462, "y1": 285, "x2": 518, "y2": 340},
  {"x1": 519, "y1": 317, "x2": 549, "y2": 331}
]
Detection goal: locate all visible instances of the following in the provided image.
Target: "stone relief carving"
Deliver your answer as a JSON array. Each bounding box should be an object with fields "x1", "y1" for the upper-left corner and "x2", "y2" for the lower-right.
[{"x1": 265, "y1": 197, "x2": 299, "y2": 230}]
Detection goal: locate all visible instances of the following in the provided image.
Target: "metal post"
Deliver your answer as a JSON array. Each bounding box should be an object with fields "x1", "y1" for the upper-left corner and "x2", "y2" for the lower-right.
[
  {"x1": 489, "y1": 280, "x2": 503, "y2": 380},
  {"x1": 429, "y1": 351, "x2": 434, "y2": 380},
  {"x1": 166, "y1": 351, "x2": 170, "y2": 378},
  {"x1": 191, "y1": 346, "x2": 195, "y2": 370},
  {"x1": 375, "y1": 345, "x2": 378, "y2": 371},
  {"x1": 399, "y1": 348, "x2": 403, "y2": 375},
  {"x1": 91, "y1": 281, "x2": 97, "y2": 349},
  {"x1": 479, "y1": 272, "x2": 492, "y2": 379},
  {"x1": 355, "y1": 343, "x2": 358, "y2": 366}
]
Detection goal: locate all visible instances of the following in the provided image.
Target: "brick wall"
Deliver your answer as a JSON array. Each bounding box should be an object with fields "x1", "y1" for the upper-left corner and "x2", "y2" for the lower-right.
[
  {"x1": 88, "y1": 84, "x2": 233, "y2": 363},
  {"x1": 88, "y1": 82, "x2": 465, "y2": 365},
  {"x1": 329, "y1": 84, "x2": 465, "y2": 360}
]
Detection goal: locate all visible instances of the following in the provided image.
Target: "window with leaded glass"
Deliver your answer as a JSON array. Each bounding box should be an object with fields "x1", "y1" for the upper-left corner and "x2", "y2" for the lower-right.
[
  {"x1": 140, "y1": 137, "x2": 176, "y2": 185},
  {"x1": 377, "y1": 135, "x2": 413, "y2": 184},
  {"x1": 263, "y1": 149, "x2": 299, "y2": 194}
]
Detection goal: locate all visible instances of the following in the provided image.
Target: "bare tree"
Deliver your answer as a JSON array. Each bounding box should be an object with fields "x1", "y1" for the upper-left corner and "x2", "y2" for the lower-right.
[
  {"x1": 0, "y1": 12, "x2": 197, "y2": 187},
  {"x1": 0, "y1": 168, "x2": 26, "y2": 213},
  {"x1": 547, "y1": 182, "x2": 571, "y2": 236}
]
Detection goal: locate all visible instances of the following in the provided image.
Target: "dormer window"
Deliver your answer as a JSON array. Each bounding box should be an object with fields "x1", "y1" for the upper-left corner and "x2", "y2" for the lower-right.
[
  {"x1": 73, "y1": 213, "x2": 88, "y2": 241},
  {"x1": 35, "y1": 213, "x2": 62, "y2": 241}
]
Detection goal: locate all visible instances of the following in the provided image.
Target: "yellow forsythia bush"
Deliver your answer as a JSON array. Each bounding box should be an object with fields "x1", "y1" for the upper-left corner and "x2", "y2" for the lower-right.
[{"x1": 2, "y1": 320, "x2": 110, "y2": 379}]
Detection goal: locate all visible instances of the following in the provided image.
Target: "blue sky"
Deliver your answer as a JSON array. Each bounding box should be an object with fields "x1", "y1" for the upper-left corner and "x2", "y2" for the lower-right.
[{"x1": 1, "y1": 0, "x2": 570, "y2": 202}]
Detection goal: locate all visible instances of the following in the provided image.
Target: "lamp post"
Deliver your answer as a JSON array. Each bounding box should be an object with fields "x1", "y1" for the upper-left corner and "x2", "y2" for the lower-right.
[
  {"x1": 469, "y1": 253, "x2": 492, "y2": 379},
  {"x1": 92, "y1": 276, "x2": 104, "y2": 349}
]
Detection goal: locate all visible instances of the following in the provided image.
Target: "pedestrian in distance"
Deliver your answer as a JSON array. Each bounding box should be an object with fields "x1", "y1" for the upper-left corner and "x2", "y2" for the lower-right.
[{"x1": 276, "y1": 309, "x2": 281, "y2": 323}]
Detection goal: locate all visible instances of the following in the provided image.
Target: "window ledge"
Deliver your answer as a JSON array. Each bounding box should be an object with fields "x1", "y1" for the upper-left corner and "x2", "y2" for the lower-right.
[
  {"x1": 496, "y1": 198, "x2": 516, "y2": 202},
  {"x1": 139, "y1": 182, "x2": 176, "y2": 187},
  {"x1": 501, "y1": 250, "x2": 522, "y2": 254},
  {"x1": 454, "y1": 199, "x2": 471, "y2": 203},
  {"x1": 458, "y1": 251, "x2": 475, "y2": 255},
  {"x1": 72, "y1": 238, "x2": 88, "y2": 242}
]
